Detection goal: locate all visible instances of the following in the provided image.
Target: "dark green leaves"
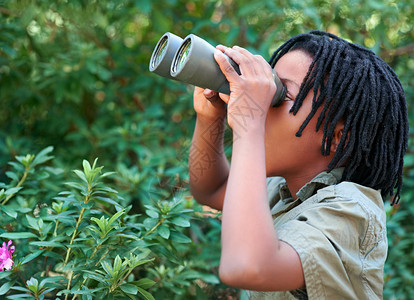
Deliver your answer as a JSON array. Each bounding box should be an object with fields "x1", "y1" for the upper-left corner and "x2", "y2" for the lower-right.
[
  {"x1": 0, "y1": 155, "x2": 214, "y2": 299},
  {"x1": 0, "y1": 232, "x2": 38, "y2": 239}
]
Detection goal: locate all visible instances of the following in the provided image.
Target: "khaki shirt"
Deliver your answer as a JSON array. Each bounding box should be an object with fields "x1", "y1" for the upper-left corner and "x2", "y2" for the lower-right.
[{"x1": 247, "y1": 168, "x2": 387, "y2": 300}]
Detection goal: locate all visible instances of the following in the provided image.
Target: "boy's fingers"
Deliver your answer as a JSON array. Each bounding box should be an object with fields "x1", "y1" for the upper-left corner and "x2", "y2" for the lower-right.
[
  {"x1": 214, "y1": 49, "x2": 240, "y2": 83},
  {"x1": 222, "y1": 45, "x2": 257, "y2": 77},
  {"x1": 204, "y1": 89, "x2": 220, "y2": 102},
  {"x1": 216, "y1": 44, "x2": 227, "y2": 52},
  {"x1": 203, "y1": 88, "x2": 216, "y2": 98},
  {"x1": 218, "y1": 93, "x2": 230, "y2": 104}
]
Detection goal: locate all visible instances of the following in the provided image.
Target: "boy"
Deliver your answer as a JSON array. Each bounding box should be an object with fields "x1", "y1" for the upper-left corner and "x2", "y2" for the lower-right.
[{"x1": 188, "y1": 31, "x2": 408, "y2": 299}]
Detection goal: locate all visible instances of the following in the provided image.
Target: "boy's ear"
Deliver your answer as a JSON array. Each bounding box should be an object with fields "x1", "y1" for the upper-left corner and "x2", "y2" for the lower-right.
[{"x1": 330, "y1": 121, "x2": 345, "y2": 153}]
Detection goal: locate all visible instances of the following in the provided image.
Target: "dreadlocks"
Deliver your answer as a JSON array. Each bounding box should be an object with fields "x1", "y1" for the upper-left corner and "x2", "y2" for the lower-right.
[{"x1": 269, "y1": 30, "x2": 409, "y2": 205}]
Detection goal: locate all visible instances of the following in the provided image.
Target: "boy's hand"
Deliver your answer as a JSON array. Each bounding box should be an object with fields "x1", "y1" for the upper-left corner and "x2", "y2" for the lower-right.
[
  {"x1": 214, "y1": 45, "x2": 276, "y2": 135},
  {"x1": 193, "y1": 87, "x2": 227, "y2": 123}
]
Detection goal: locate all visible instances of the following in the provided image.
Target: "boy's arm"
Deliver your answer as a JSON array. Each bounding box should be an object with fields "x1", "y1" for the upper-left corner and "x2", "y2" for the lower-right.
[
  {"x1": 213, "y1": 46, "x2": 305, "y2": 291},
  {"x1": 189, "y1": 87, "x2": 229, "y2": 211},
  {"x1": 220, "y1": 127, "x2": 304, "y2": 291}
]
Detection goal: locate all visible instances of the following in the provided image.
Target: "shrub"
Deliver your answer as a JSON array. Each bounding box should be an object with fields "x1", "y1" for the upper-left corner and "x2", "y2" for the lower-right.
[{"x1": 0, "y1": 148, "x2": 225, "y2": 299}]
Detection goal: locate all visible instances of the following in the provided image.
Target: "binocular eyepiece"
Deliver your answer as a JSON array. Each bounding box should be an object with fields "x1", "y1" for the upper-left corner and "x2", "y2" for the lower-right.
[{"x1": 149, "y1": 32, "x2": 286, "y2": 107}]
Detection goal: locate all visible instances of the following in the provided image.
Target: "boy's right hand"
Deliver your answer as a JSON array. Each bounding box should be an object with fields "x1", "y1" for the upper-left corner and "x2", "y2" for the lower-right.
[{"x1": 193, "y1": 87, "x2": 227, "y2": 122}]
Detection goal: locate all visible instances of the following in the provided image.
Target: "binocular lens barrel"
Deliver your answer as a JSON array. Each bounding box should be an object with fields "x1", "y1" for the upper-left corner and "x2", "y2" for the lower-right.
[
  {"x1": 149, "y1": 32, "x2": 287, "y2": 107},
  {"x1": 173, "y1": 39, "x2": 192, "y2": 74},
  {"x1": 149, "y1": 32, "x2": 183, "y2": 80},
  {"x1": 170, "y1": 34, "x2": 236, "y2": 94},
  {"x1": 151, "y1": 36, "x2": 168, "y2": 69}
]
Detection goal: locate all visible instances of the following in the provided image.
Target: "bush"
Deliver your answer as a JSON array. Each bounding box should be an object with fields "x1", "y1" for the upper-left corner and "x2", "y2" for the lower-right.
[{"x1": 0, "y1": 148, "x2": 225, "y2": 299}]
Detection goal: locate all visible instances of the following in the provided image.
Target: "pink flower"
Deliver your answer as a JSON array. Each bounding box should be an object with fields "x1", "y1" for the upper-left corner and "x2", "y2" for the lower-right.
[{"x1": 0, "y1": 240, "x2": 15, "y2": 271}]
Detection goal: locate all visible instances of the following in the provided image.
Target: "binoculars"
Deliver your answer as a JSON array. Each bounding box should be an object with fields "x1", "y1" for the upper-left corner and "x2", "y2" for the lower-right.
[{"x1": 149, "y1": 32, "x2": 287, "y2": 107}]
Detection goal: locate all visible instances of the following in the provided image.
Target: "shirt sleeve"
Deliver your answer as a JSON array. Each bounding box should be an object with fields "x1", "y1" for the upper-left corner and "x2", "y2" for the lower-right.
[{"x1": 276, "y1": 194, "x2": 387, "y2": 300}]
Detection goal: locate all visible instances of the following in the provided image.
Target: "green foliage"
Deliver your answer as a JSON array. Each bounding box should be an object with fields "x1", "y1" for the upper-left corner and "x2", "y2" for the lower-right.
[
  {"x1": 0, "y1": 150, "x2": 222, "y2": 299},
  {"x1": 0, "y1": 0, "x2": 413, "y2": 299}
]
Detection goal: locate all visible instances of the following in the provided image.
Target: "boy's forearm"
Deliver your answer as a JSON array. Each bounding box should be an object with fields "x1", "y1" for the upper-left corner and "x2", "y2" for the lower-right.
[
  {"x1": 189, "y1": 116, "x2": 230, "y2": 210},
  {"x1": 220, "y1": 129, "x2": 281, "y2": 276}
]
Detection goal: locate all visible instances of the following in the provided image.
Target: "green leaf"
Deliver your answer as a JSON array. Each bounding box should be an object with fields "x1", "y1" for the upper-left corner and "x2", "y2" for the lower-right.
[
  {"x1": 131, "y1": 278, "x2": 156, "y2": 289},
  {"x1": 5, "y1": 171, "x2": 19, "y2": 182},
  {"x1": 5, "y1": 187, "x2": 23, "y2": 196},
  {"x1": 10, "y1": 286, "x2": 31, "y2": 292},
  {"x1": 21, "y1": 250, "x2": 44, "y2": 265},
  {"x1": 115, "y1": 234, "x2": 139, "y2": 240},
  {"x1": 0, "y1": 232, "x2": 37, "y2": 239},
  {"x1": 0, "y1": 271, "x2": 13, "y2": 280},
  {"x1": 0, "y1": 205, "x2": 17, "y2": 218},
  {"x1": 83, "y1": 160, "x2": 92, "y2": 173},
  {"x1": 143, "y1": 218, "x2": 158, "y2": 230},
  {"x1": 26, "y1": 215, "x2": 40, "y2": 230},
  {"x1": 64, "y1": 287, "x2": 105, "y2": 295},
  {"x1": 101, "y1": 261, "x2": 114, "y2": 277},
  {"x1": 5, "y1": 294, "x2": 34, "y2": 299},
  {"x1": 16, "y1": 154, "x2": 35, "y2": 167},
  {"x1": 0, "y1": 44, "x2": 17, "y2": 58},
  {"x1": 83, "y1": 270, "x2": 105, "y2": 282},
  {"x1": 158, "y1": 224, "x2": 170, "y2": 239},
  {"x1": 197, "y1": 273, "x2": 220, "y2": 284},
  {"x1": 41, "y1": 287, "x2": 56, "y2": 296},
  {"x1": 73, "y1": 170, "x2": 88, "y2": 185},
  {"x1": 96, "y1": 65, "x2": 111, "y2": 81},
  {"x1": 119, "y1": 283, "x2": 138, "y2": 295},
  {"x1": 30, "y1": 241, "x2": 65, "y2": 248},
  {"x1": 94, "y1": 196, "x2": 123, "y2": 210},
  {"x1": 170, "y1": 216, "x2": 191, "y2": 227},
  {"x1": 137, "y1": 287, "x2": 155, "y2": 300},
  {"x1": 26, "y1": 277, "x2": 39, "y2": 293},
  {"x1": 91, "y1": 216, "x2": 106, "y2": 232},
  {"x1": 99, "y1": 172, "x2": 116, "y2": 179},
  {"x1": 0, "y1": 281, "x2": 13, "y2": 295},
  {"x1": 108, "y1": 209, "x2": 125, "y2": 226},
  {"x1": 31, "y1": 146, "x2": 54, "y2": 167},
  {"x1": 82, "y1": 158, "x2": 103, "y2": 184},
  {"x1": 145, "y1": 209, "x2": 159, "y2": 219},
  {"x1": 43, "y1": 250, "x2": 64, "y2": 260},
  {"x1": 39, "y1": 276, "x2": 66, "y2": 287},
  {"x1": 169, "y1": 231, "x2": 192, "y2": 243}
]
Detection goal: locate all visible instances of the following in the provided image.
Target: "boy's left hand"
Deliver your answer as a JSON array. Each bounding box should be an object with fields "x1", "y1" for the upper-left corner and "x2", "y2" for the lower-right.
[{"x1": 213, "y1": 45, "x2": 276, "y2": 136}]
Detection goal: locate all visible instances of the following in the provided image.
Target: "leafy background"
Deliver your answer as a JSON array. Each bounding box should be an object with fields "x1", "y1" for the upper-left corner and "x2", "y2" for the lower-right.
[{"x1": 0, "y1": 0, "x2": 413, "y2": 299}]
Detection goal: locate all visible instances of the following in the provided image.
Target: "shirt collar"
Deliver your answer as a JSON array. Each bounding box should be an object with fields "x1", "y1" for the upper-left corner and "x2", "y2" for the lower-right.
[{"x1": 279, "y1": 168, "x2": 344, "y2": 202}]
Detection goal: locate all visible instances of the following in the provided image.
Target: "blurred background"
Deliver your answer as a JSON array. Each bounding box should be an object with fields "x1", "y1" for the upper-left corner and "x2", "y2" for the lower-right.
[{"x1": 0, "y1": 0, "x2": 413, "y2": 299}]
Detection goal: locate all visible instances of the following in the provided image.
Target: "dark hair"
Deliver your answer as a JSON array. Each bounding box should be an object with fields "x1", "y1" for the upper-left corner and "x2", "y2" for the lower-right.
[{"x1": 269, "y1": 30, "x2": 409, "y2": 205}]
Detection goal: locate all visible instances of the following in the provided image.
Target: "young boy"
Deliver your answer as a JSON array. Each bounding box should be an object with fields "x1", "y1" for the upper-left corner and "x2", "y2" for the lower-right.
[{"x1": 188, "y1": 31, "x2": 408, "y2": 299}]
